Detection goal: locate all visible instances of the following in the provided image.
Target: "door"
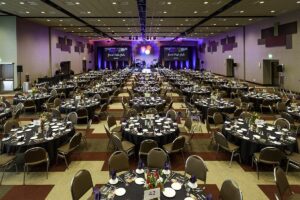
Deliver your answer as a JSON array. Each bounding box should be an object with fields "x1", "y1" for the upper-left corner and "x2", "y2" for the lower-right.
[
  {"x1": 82, "y1": 60, "x2": 87, "y2": 72},
  {"x1": 271, "y1": 61, "x2": 280, "y2": 86}
]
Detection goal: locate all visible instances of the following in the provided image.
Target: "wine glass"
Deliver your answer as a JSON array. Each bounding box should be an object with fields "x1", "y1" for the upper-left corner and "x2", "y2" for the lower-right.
[{"x1": 185, "y1": 183, "x2": 190, "y2": 197}]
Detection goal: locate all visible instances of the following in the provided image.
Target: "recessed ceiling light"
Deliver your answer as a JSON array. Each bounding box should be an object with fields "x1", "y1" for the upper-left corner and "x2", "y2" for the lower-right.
[
  {"x1": 75, "y1": 2, "x2": 80, "y2": 5},
  {"x1": 210, "y1": 32, "x2": 214, "y2": 34},
  {"x1": 108, "y1": 27, "x2": 111, "y2": 29},
  {"x1": 41, "y1": 11, "x2": 45, "y2": 14},
  {"x1": 117, "y1": 11, "x2": 122, "y2": 14},
  {"x1": 87, "y1": 11, "x2": 91, "y2": 14},
  {"x1": 97, "y1": 19, "x2": 101, "y2": 22},
  {"x1": 185, "y1": 19, "x2": 189, "y2": 21},
  {"x1": 19, "y1": 2, "x2": 24, "y2": 4},
  {"x1": 46, "y1": 19, "x2": 51, "y2": 22},
  {"x1": 204, "y1": 1, "x2": 208, "y2": 4},
  {"x1": 112, "y1": 2, "x2": 116, "y2": 5},
  {"x1": 223, "y1": 18, "x2": 227, "y2": 21},
  {"x1": 122, "y1": 19, "x2": 126, "y2": 21},
  {"x1": 25, "y1": 11, "x2": 30, "y2": 14},
  {"x1": 59, "y1": 19, "x2": 63, "y2": 22},
  {"x1": 85, "y1": 30, "x2": 87, "y2": 32},
  {"x1": 0, "y1": 2, "x2": 6, "y2": 5},
  {"x1": 78, "y1": 27, "x2": 81, "y2": 29},
  {"x1": 193, "y1": 11, "x2": 198, "y2": 14},
  {"x1": 249, "y1": 18, "x2": 253, "y2": 21},
  {"x1": 63, "y1": 28, "x2": 66, "y2": 30},
  {"x1": 180, "y1": 24, "x2": 183, "y2": 26},
  {"x1": 270, "y1": 10, "x2": 275, "y2": 13},
  {"x1": 71, "y1": 31, "x2": 74, "y2": 32},
  {"x1": 240, "y1": 10, "x2": 244, "y2": 13},
  {"x1": 213, "y1": 23, "x2": 216, "y2": 26},
  {"x1": 259, "y1": 1, "x2": 264, "y2": 4},
  {"x1": 163, "y1": 11, "x2": 167, "y2": 14},
  {"x1": 235, "y1": 23, "x2": 239, "y2": 26},
  {"x1": 160, "y1": 19, "x2": 163, "y2": 21},
  {"x1": 297, "y1": 1, "x2": 300, "y2": 3}
]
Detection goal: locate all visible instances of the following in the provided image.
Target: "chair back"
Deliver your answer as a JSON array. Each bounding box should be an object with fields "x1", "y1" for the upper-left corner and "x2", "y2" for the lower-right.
[
  {"x1": 126, "y1": 108, "x2": 138, "y2": 118},
  {"x1": 280, "y1": 112, "x2": 295, "y2": 125},
  {"x1": 213, "y1": 112, "x2": 223, "y2": 125},
  {"x1": 51, "y1": 108, "x2": 61, "y2": 120},
  {"x1": 259, "y1": 147, "x2": 285, "y2": 164},
  {"x1": 76, "y1": 108, "x2": 88, "y2": 117},
  {"x1": 274, "y1": 167, "x2": 291, "y2": 200},
  {"x1": 104, "y1": 125, "x2": 112, "y2": 139},
  {"x1": 4, "y1": 119, "x2": 19, "y2": 134},
  {"x1": 233, "y1": 108, "x2": 243, "y2": 118},
  {"x1": 274, "y1": 118, "x2": 290, "y2": 130},
  {"x1": 92, "y1": 94, "x2": 101, "y2": 101},
  {"x1": 71, "y1": 169, "x2": 93, "y2": 200},
  {"x1": 139, "y1": 139, "x2": 158, "y2": 155},
  {"x1": 15, "y1": 102, "x2": 24, "y2": 111},
  {"x1": 220, "y1": 179, "x2": 243, "y2": 200},
  {"x1": 24, "y1": 147, "x2": 48, "y2": 165},
  {"x1": 86, "y1": 119, "x2": 92, "y2": 134},
  {"x1": 53, "y1": 98, "x2": 61, "y2": 108},
  {"x1": 207, "y1": 107, "x2": 217, "y2": 117},
  {"x1": 276, "y1": 102, "x2": 287, "y2": 113},
  {"x1": 69, "y1": 132, "x2": 82, "y2": 151},
  {"x1": 240, "y1": 111, "x2": 252, "y2": 121},
  {"x1": 111, "y1": 134, "x2": 124, "y2": 151},
  {"x1": 185, "y1": 155, "x2": 208, "y2": 183},
  {"x1": 13, "y1": 108, "x2": 22, "y2": 119},
  {"x1": 166, "y1": 109, "x2": 177, "y2": 121},
  {"x1": 214, "y1": 132, "x2": 229, "y2": 149},
  {"x1": 67, "y1": 112, "x2": 78, "y2": 124},
  {"x1": 107, "y1": 115, "x2": 117, "y2": 130},
  {"x1": 50, "y1": 89, "x2": 57, "y2": 96},
  {"x1": 108, "y1": 151, "x2": 130, "y2": 173},
  {"x1": 171, "y1": 136, "x2": 185, "y2": 152},
  {"x1": 147, "y1": 148, "x2": 168, "y2": 169},
  {"x1": 184, "y1": 116, "x2": 193, "y2": 132},
  {"x1": 145, "y1": 108, "x2": 158, "y2": 115}
]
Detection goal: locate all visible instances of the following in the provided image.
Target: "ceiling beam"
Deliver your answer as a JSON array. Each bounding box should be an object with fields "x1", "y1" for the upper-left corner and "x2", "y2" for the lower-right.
[
  {"x1": 0, "y1": 9, "x2": 20, "y2": 17},
  {"x1": 137, "y1": 0, "x2": 146, "y2": 40},
  {"x1": 51, "y1": 25, "x2": 240, "y2": 28},
  {"x1": 40, "y1": 0, "x2": 116, "y2": 40},
  {"x1": 172, "y1": 0, "x2": 243, "y2": 41},
  {"x1": 22, "y1": 15, "x2": 274, "y2": 19}
]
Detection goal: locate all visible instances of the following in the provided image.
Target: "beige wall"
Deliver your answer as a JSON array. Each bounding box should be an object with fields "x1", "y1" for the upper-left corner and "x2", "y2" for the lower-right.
[
  {"x1": 17, "y1": 18, "x2": 50, "y2": 83},
  {"x1": 16, "y1": 18, "x2": 94, "y2": 84},
  {"x1": 50, "y1": 29, "x2": 94, "y2": 75},
  {"x1": 202, "y1": 9, "x2": 300, "y2": 92},
  {"x1": 0, "y1": 16, "x2": 18, "y2": 88}
]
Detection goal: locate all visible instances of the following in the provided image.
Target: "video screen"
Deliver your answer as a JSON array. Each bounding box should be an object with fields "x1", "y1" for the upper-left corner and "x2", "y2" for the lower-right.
[
  {"x1": 163, "y1": 47, "x2": 189, "y2": 61},
  {"x1": 104, "y1": 47, "x2": 129, "y2": 61}
]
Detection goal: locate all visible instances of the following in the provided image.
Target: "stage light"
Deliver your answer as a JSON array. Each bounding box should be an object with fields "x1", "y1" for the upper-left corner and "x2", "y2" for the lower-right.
[{"x1": 145, "y1": 49, "x2": 150, "y2": 55}]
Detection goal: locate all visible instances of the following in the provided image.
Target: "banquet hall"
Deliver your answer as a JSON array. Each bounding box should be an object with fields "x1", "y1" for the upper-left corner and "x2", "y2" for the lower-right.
[{"x1": 1, "y1": 0, "x2": 300, "y2": 199}]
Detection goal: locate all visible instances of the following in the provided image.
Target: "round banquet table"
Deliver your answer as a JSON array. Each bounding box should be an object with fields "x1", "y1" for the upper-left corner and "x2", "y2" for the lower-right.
[
  {"x1": 129, "y1": 97, "x2": 166, "y2": 110},
  {"x1": 135, "y1": 81, "x2": 158, "y2": 86},
  {"x1": 287, "y1": 106, "x2": 300, "y2": 121},
  {"x1": 122, "y1": 116, "x2": 179, "y2": 148},
  {"x1": 173, "y1": 81, "x2": 195, "y2": 88},
  {"x1": 89, "y1": 169, "x2": 210, "y2": 200},
  {"x1": 13, "y1": 94, "x2": 51, "y2": 111},
  {"x1": 84, "y1": 87, "x2": 114, "y2": 97},
  {"x1": 243, "y1": 92, "x2": 281, "y2": 110},
  {"x1": 219, "y1": 84, "x2": 248, "y2": 97},
  {"x1": 222, "y1": 119, "x2": 298, "y2": 164},
  {"x1": 203, "y1": 79, "x2": 227, "y2": 85},
  {"x1": 181, "y1": 87, "x2": 211, "y2": 97},
  {"x1": 67, "y1": 79, "x2": 89, "y2": 86},
  {"x1": 49, "y1": 84, "x2": 75, "y2": 97},
  {"x1": 100, "y1": 81, "x2": 121, "y2": 87},
  {"x1": 194, "y1": 98, "x2": 236, "y2": 122},
  {"x1": 133, "y1": 86, "x2": 161, "y2": 94},
  {"x1": 0, "y1": 108, "x2": 12, "y2": 123},
  {"x1": 1, "y1": 119, "x2": 75, "y2": 162},
  {"x1": 59, "y1": 97, "x2": 100, "y2": 119}
]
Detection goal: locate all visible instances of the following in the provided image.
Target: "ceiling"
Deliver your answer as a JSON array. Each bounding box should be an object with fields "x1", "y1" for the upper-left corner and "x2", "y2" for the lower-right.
[{"x1": 0, "y1": 0, "x2": 300, "y2": 41}]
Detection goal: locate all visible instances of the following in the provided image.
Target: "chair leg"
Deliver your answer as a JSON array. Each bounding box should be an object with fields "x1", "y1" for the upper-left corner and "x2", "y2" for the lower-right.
[
  {"x1": 63, "y1": 155, "x2": 69, "y2": 168},
  {"x1": 0, "y1": 166, "x2": 6, "y2": 185},
  {"x1": 46, "y1": 161, "x2": 49, "y2": 179},
  {"x1": 286, "y1": 160, "x2": 290, "y2": 174},
  {"x1": 229, "y1": 152, "x2": 234, "y2": 167},
  {"x1": 23, "y1": 165, "x2": 26, "y2": 185},
  {"x1": 181, "y1": 150, "x2": 185, "y2": 162}
]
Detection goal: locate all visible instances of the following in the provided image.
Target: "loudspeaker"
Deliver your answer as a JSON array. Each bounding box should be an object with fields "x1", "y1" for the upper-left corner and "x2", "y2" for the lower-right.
[{"x1": 17, "y1": 65, "x2": 23, "y2": 72}]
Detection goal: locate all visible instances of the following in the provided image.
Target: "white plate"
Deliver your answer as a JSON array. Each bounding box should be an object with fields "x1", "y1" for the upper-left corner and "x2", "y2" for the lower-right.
[
  {"x1": 16, "y1": 130, "x2": 23, "y2": 134},
  {"x1": 17, "y1": 141, "x2": 25, "y2": 145},
  {"x1": 52, "y1": 126, "x2": 59, "y2": 129},
  {"x1": 156, "y1": 133, "x2": 162, "y2": 136},
  {"x1": 253, "y1": 135, "x2": 261, "y2": 139},
  {"x1": 114, "y1": 188, "x2": 126, "y2": 196},
  {"x1": 65, "y1": 129, "x2": 71, "y2": 132},
  {"x1": 188, "y1": 182, "x2": 198, "y2": 189},
  {"x1": 171, "y1": 182, "x2": 182, "y2": 191},
  {"x1": 162, "y1": 187, "x2": 176, "y2": 198},
  {"x1": 2, "y1": 137, "x2": 10, "y2": 141},
  {"x1": 184, "y1": 197, "x2": 194, "y2": 200},
  {"x1": 137, "y1": 132, "x2": 143, "y2": 136},
  {"x1": 135, "y1": 177, "x2": 145, "y2": 185},
  {"x1": 46, "y1": 137, "x2": 53, "y2": 140},
  {"x1": 30, "y1": 136, "x2": 38, "y2": 139},
  {"x1": 109, "y1": 178, "x2": 118, "y2": 185},
  {"x1": 162, "y1": 169, "x2": 170, "y2": 175},
  {"x1": 135, "y1": 169, "x2": 144, "y2": 174}
]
